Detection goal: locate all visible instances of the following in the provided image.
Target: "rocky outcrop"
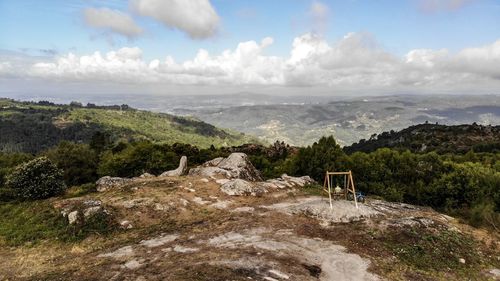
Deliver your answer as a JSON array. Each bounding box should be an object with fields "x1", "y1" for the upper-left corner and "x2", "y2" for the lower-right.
[
  {"x1": 220, "y1": 174, "x2": 315, "y2": 196},
  {"x1": 96, "y1": 176, "x2": 132, "y2": 192},
  {"x1": 54, "y1": 199, "x2": 110, "y2": 225},
  {"x1": 264, "y1": 174, "x2": 315, "y2": 189},
  {"x1": 220, "y1": 179, "x2": 267, "y2": 196},
  {"x1": 189, "y1": 153, "x2": 262, "y2": 181},
  {"x1": 161, "y1": 156, "x2": 188, "y2": 177}
]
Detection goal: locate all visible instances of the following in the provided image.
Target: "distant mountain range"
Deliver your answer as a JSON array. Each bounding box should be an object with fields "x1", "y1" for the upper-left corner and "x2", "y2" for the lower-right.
[
  {"x1": 187, "y1": 94, "x2": 500, "y2": 146},
  {"x1": 1, "y1": 94, "x2": 499, "y2": 150},
  {"x1": 0, "y1": 99, "x2": 258, "y2": 153}
]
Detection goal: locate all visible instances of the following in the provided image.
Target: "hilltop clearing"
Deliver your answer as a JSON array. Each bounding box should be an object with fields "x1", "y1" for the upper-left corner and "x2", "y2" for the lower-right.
[{"x1": 1, "y1": 154, "x2": 498, "y2": 281}]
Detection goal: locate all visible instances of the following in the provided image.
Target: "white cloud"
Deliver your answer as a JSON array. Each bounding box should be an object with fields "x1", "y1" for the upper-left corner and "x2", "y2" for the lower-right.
[
  {"x1": 309, "y1": 1, "x2": 330, "y2": 34},
  {"x1": 83, "y1": 7, "x2": 143, "y2": 39},
  {"x1": 2, "y1": 33, "x2": 500, "y2": 93},
  {"x1": 130, "y1": 0, "x2": 219, "y2": 39}
]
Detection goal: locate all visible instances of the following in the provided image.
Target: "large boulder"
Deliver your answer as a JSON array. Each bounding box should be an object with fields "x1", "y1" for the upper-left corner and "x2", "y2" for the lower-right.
[
  {"x1": 220, "y1": 179, "x2": 267, "y2": 196},
  {"x1": 189, "y1": 153, "x2": 262, "y2": 181},
  {"x1": 161, "y1": 156, "x2": 188, "y2": 177},
  {"x1": 96, "y1": 176, "x2": 132, "y2": 192}
]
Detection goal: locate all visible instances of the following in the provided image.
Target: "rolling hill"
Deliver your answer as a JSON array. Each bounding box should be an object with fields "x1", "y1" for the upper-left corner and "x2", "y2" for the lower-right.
[
  {"x1": 0, "y1": 99, "x2": 259, "y2": 153},
  {"x1": 344, "y1": 123, "x2": 500, "y2": 154}
]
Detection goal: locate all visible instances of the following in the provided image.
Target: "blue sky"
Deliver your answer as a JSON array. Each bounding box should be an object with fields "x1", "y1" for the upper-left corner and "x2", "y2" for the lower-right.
[
  {"x1": 0, "y1": 0, "x2": 499, "y2": 96},
  {"x1": 1, "y1": 0, "x2": 499, "y2": 59}
]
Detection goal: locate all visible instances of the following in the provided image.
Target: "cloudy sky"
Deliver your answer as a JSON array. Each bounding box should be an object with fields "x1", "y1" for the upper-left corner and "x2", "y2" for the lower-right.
[{"x1": 0, "y1": 0, "x2": 499, "y2": 97}]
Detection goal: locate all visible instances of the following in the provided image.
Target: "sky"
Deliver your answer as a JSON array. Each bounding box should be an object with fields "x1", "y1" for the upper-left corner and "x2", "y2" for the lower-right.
[{"x1": 0, "y1": 0, "x2": 500, "y2": 97}]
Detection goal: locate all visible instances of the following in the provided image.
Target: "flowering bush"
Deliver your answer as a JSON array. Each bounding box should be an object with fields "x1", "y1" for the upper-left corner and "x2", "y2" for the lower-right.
[{"x1": 7, "y1": 157, "x2": 66, "y2": 200}]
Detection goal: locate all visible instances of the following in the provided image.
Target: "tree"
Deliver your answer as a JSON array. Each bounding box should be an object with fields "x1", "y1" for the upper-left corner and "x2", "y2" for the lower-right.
[
  {"x1": 292, "y1": 136, "x2": 348, "y2": 181},
  {"x1": 89, "y1": 131, "x2": 112, "y2": 154},
  {"x1": 44, "y1": 141, "x2": 99, "y2": 186},
  {"x1": 6, "y1": 157, "x2": 66, "y2": 200}
]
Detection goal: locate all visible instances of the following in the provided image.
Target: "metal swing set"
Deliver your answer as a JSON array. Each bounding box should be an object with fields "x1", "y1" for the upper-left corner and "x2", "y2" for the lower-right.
[{"x1": 323, "y1": 170, "x2": 359, "y2": 209}]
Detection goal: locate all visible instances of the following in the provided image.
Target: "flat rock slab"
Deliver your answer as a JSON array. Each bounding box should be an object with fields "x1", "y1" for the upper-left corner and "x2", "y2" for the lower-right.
[
  {"x1": 263, "y1": 197, "x2": 381, "y2": 224},
  {"x1": 206, "y1": 227, "x2": 379, "y2": 281},
  {"x1": 139, "y1": 234, "x2": 179, "y2": 248}
]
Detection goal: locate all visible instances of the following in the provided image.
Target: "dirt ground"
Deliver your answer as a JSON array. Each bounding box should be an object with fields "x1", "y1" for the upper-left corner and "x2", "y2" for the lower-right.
[{"x1": 1, "y1": 176, "x2": 499, "y2": 281}]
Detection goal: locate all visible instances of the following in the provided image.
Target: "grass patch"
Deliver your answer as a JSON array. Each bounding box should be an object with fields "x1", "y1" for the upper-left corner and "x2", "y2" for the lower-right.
[
  {"x1": 300, "y1": 183, "x2": 324, "y2": 196},
  {"x1": 0, "y1": 201, "x2": 68, "y2": 246},
  {"x1": 386, "y1": 227, "x2": 483, "y2": 276},
  {"x1": 63, "y1": 183, "x2": 97, "y2": 198},
  {"x1": 0, "y1": 200, "x2": 117, "y2": 246}
]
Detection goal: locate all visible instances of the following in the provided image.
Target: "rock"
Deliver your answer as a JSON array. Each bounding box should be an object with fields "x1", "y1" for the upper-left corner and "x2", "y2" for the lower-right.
[
  {"x1": 139, "y1": 234, "x2": 179, "y2": 248},
  {"x1": 123, "y1": 259, "x2": 143, "y2": 270},
  {"x1": 262, "y1": 174, "x2": 315, "y2": 190},
  {"x1": 161, "y1": 156, "x2": 188, "y2": 177},
  {"x1": 83, "y1": 206, "x2": 103, "y2": 218},
  {"x1": 120, "y1": 220, "x2": 133, "y2": 229},
  {"x1": 215, "y1": 179, "x2": 230, "y2": 185},
  {"x1": 192, "y1": 197, "x2": 211, "y2": 205},
  {"x1": 489, "y1": 268, "x2": 500, "y2": 278},
  {"x1": 98, "y1": 245, "x2": 135, "y2": 258},
  {"x1": 189, "y1": 153, "x2": 262, "y2": 181},
  {"x1": 173, "y1": 245, "x2": 199, "y2": 253},
  {"x1": 220, "y1": 179, "x2": 267, "y2": 196},
  {"x1": 231, "y1": 206, "x2": 255, "y2": 213},
  {"x1": 200, "y1": 178, "x2": 210, "y2": 183},
  {"x1": 56, "y1": 199, "x2": 108, "y2": 224},
  {"x1": 189, "y1": 166, "x2": 232, "y2": 179},
  {"x1": 68, "y1": 211, "x2": 79, "y2": 225},
  {"x1": 139, "y1": 173, "x2": 155, "y2": 178},
  {"x1": 210, "y1": 200, "x2": 232, "y2": 209},
  {"x1": 268, "y1": 269, "x2": 290, "y2": 280},
  {"x1": 96, "y1": 176, "x2": 131, "y2": 192},
  {"x1": 217, "y1": 153, "x2": 263, "y2": 181},
  {"x1": 202, "y1": 157, "x2": 224, "y2": 167},
  {"x1": 122, "y1": 198, "x2": 155, "y2": 209},
  {"x1": 280, "y1": 174, "x2": 315, "y2": 187},
  {"x1": 180, "y1": 198, "x2": 189, "y2": 206}
]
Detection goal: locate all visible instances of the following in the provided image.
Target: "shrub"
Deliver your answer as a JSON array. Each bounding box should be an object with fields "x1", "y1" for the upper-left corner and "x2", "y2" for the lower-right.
[
  {"x1": 6, "y1": 157, "x2": 66, "y2": 200},
  {"x1": 98, "y1": 141, "x2": 179, "y2": 177}
]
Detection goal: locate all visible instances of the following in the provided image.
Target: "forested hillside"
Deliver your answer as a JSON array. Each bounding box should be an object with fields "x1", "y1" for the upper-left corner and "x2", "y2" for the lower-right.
[
  {"x1": 344, "y1": 123, "x2": 500, "y2": 154},
  {"x1": 0, "y1": 99, "x2": 258, "y2": 153}
]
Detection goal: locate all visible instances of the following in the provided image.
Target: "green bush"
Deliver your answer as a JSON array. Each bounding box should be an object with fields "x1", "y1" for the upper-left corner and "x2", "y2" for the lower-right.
[
  {"x1": 6, "y1": 157, "x2": 66, "y2": 200},
  {"x1": 98, "y1": 141, "x2": 179, "y2": 177}
]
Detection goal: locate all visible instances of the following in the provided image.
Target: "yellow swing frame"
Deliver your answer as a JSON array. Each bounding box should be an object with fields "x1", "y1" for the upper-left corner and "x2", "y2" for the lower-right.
[{"x1": 323, "y1": 171, "x2": 358, "y2": 209}]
